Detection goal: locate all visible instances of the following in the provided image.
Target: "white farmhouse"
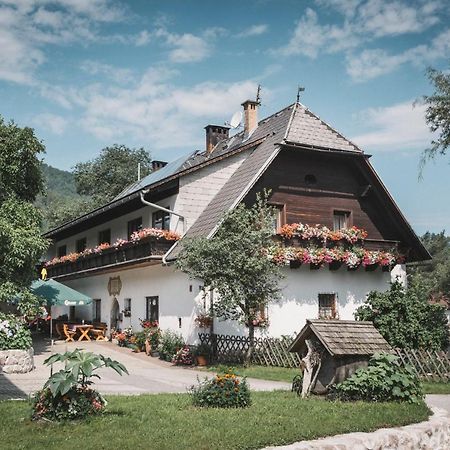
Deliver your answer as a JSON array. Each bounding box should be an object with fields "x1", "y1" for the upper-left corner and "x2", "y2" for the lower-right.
[{"x1": 43, "y1": 99, "x2": 429, "y2": 342}]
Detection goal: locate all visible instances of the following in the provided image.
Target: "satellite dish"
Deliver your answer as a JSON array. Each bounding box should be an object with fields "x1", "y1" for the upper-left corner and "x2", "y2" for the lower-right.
[{"x1": 229, "y1": 111, "x2": 243, "y2": 129}]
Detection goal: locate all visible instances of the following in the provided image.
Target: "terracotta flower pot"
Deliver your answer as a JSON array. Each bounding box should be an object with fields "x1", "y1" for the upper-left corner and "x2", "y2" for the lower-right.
[
  {"x1": 196, "y1": 355, "x2": 208, "y2": 366},
  {"x1": 145, "y1": 339, "x2": 151, "y2": 356}
]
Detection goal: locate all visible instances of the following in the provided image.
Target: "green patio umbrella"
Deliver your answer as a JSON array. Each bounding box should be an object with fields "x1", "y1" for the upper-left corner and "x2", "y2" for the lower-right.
[{"x1": 30, "y1": 279, "x2": 92, "y2": 341}]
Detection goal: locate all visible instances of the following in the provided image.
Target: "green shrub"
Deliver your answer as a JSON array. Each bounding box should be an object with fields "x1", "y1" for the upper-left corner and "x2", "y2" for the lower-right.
[
  {"x1": 31, "y1": 349, "x2": 128, "y2": 421},
  {"x1": 355, "y1": 280, "x2": 449, "y2": 350},
  {"x1": 158, "y1": 330, "x2": 184, "y2": 361},
  {"x1": 134, "y1": 331, "x2": 147, "y2": 351},
  {"x1": 0, "y1": 313, "x2": 32, "y2": 350},
  {"x1": 190, "y1": 370, "x2": 251, "y2": 408},
  {"x1": 329, "y1": 353, "x2": 423, "y2": 404},
  {"x1": 32, "y1": 387, "x2": 106, "y2": 421},
  {"x1": 291, "y1": 373, "x2": 303, "y2": 396}
]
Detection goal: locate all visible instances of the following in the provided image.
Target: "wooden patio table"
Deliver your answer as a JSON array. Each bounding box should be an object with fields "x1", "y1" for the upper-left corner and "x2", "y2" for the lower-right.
[{"x1": 74, "y1": 324, "x2": 93, "y2": 341}]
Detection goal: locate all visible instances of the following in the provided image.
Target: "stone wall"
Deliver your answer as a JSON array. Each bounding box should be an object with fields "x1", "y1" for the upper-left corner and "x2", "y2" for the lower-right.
[
  {"x1": 0, "y1": 348, "x2": 34, "y2": 373},
  {"x1": 264, "y1": 407, "x2": 450, "y2": 450}
]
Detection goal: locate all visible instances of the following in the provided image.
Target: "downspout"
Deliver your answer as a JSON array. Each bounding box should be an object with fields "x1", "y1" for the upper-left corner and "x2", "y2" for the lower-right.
[{"x1": 139, "y1": 190, "x2": 186, "y2": 265}]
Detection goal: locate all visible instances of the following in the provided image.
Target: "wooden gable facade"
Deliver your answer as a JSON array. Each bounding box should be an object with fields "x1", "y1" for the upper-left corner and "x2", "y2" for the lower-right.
[{"x1": 246, "y1": 146, "x2": 428, "y2": 262}]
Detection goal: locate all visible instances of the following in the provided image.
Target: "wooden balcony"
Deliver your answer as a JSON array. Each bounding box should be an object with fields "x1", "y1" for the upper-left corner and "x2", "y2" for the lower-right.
[
  {"x1": 274, "y1": 235, "x2": 400, "y2": 252},
  {"x1": 45, "y1": 238, "x2": 175, "y2": 280}
]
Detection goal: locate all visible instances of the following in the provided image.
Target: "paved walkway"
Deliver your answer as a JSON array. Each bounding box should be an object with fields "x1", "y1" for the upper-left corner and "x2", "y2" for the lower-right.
[
  {"x1": 0, "y1": 338, "x2": 290, "y2": 400},
  {"x1": 426, "y1": 394, "x2": 450, "y2": 414}
]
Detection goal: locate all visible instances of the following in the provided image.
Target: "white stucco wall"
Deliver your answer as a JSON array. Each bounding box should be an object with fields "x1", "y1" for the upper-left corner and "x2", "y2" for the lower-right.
[
  {"x1": 214, "y1": 264, "x2": 393, "y2": 338},
  {"x1": 58, "y1": 264, "x2": 206, "y2": 343},
  {"x1": 47, "y1": 151, "x2": 248, "y2": 259},
  {"x1": 56, "y1": 262, "x2": 396, "y2": 343}
]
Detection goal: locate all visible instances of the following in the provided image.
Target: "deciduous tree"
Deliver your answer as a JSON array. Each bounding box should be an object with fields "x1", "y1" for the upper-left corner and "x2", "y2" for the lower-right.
[
  {"x1": 420, "y1": 66, "x2": 450, "y2": 172},
  {"x1": 73, "y1": 144, "x2": 152, "y2": 201},
  {"x1": 177, "y1": 193, "x2": 283, "y2": 365},
  {"x1": 355, "y1": 280, "x2": 449, "y2": 350},
  {"x1": 0, "y1": 116, "x2": 48, "y2": 315}
]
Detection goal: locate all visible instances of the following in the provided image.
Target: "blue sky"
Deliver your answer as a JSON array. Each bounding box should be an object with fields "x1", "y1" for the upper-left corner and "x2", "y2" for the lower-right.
[{"x1": 0, "y1": 0, "x2": 449, "y2": 234}]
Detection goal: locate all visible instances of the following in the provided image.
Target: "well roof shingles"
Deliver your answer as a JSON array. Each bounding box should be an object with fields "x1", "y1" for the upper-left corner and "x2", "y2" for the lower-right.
[{"x1": 289, "y1": 320, "x2": 392, "y2": 356}]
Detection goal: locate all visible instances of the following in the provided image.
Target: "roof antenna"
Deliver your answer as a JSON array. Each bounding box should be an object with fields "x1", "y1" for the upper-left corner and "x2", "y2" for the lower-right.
[
  {"x1": 296, "y1": 85, "x2": 305, "y2": 103},
  {"x1": 137, "y1": 162, "x2": 141, "y2": 181},
  {"x1": 256, "y1": 84, "x2": 261, "y2": 105}
]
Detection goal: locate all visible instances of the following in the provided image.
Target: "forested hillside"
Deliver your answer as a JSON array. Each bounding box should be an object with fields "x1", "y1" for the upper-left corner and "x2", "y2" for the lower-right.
[{"x1": 37, "y1": 145, "x2": 152, "y2": 232}]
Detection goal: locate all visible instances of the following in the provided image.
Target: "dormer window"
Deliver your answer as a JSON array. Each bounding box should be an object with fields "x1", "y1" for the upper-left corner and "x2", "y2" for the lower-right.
[{"x1": 333, "y1": 211, "x2": 350, "y2": 231}]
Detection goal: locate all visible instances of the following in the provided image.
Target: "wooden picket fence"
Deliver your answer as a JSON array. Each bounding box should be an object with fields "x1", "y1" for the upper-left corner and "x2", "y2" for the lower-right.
[
  {"x1": 395, "y1": 348, "x2": 450, "y2": 382},
  {"x1": 198, "y1": 333, "x2": 302, "y2": 368}
]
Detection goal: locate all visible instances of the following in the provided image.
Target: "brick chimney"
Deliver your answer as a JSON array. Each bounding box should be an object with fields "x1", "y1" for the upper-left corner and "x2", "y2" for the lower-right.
[
  {"x1": 241, "y1": 99, "x2": 259, "y2": 136},
  {"x1": 152, "y1": 160, "x2": 167, "y2": 171},
  {"x1": 205, "y1": 125, "x2": 230, "y2": 154}
]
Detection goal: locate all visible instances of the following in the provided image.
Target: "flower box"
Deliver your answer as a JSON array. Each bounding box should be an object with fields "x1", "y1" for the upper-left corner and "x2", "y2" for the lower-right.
[{"x1": 328, "y1": 261, "x2": 343, "y2": 271}]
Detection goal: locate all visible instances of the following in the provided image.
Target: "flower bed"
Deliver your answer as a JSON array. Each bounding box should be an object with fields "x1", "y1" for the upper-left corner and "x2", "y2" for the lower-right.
[{"x1": 45, "y1": 228, "x2": 180, "y2": 267}]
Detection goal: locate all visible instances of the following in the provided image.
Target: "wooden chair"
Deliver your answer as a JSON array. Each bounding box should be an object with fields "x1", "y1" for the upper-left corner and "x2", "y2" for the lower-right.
[
  {"x1": 63, "y1": 324, "x2": 76, "y2": 342},
  {"x1": 90, "y1": 323, "x2": 107, "y2": 341},
  {"x1": 55, "y1": 322, "x2": 64, "y2": 340}
]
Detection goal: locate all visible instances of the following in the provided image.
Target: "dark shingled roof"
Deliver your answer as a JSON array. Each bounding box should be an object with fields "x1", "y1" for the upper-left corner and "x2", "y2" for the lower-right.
[
  {"x1": 288, "y1": 320, "x2": 392, "y2": 357},
  {"x1": 165, "y1": 103, "x2": 296, "y2": 259}
]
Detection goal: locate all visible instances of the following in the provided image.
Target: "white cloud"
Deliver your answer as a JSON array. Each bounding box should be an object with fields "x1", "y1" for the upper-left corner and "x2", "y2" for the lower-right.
[
  {"x1": 351, "y1": 101, "x2": 433, "y2": 151},
  {"x1": 33, "y1": 113, "x2": 68, "y2": 135},
  {"x1": 155, "y1": 28, "x2": 211, "y2": 63},
  {"x1": 0, "y1": 0, "x2": 129, "y2": 84},
  {"x1": 134, "y1": 30, "x2": 151, "y2": 46},
  {"x1": 347, "y1": 29, "x2": 450, "y2": 81},
  {"x1": 357, "y1": 0, "x2": 441, "y2": 37},
  {"x1": 80, "y1": 60, "x2": 135, "y2": 84},
  {"x1": 51, "y1": 66, "x2": 260, "y2": 151},
  {"x1": 236, "y1": 24, "x2": 268, "y2": 38},
  {"x1": 277, "y1": 8, "x2": 360, "y2": 58},
  {"x1": 278, "y1": 1, "x2": 446, "y2": 73}
]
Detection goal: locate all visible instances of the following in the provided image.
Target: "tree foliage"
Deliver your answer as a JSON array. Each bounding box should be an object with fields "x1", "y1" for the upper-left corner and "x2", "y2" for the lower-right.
[
  {"x1": 0, "y1": 116, "x2": 48, "y2": 315},
  {"x1": 73, "y1": 144, "x2": 152, "y2": 201},
  {"x1": 177, "y1": 193, "x2": 283, "y2": 363},
  {"x1": 409, "y1": 231, "x2": 450, "y2": 299},
  {"x1": 0, "y1": 117, "x2": 45, "y2": 203},
  {"x1": 355, "y1": 280, "x2": 449, "y2": 350},
  {"x1": 420, "y1": 66, "x2": 450, "y2": 170}
]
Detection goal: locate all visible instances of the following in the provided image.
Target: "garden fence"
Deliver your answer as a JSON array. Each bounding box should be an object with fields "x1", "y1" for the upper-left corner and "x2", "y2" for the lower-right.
[
  {"x1": 199, "y1": 332, "x2": 450, "y2": 381},
  {"x1": 198, "y1": 333, "x2": 302, "y2": 368},
  {"x1": 395, "y1": 348, "x2": 450, "y2": 382}
]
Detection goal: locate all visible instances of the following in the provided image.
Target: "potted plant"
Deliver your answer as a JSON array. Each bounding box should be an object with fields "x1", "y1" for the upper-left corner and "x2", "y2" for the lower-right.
[
  {"x1": 149, "y1": 327, "x2": 161, "y2": 357},
  {"x1": 194, "y1": 313, "x2": 213, "y2": 329},
  {"x1": 194, "y1": 342, "x2": 211, "y2": 366}
]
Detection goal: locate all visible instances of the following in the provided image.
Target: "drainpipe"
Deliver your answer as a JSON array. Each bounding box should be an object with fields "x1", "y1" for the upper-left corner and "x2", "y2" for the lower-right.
[{"x1": 139, "y1": 190, "x2": 186, "y2": 265}]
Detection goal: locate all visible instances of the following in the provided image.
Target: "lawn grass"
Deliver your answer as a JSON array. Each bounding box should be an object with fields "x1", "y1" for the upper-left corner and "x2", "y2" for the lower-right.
[
  {"x1": 201, "y1": 364, "x2": 299, "y2": 383},
  {"x1": 0, "y1": 392, "x2": 430, "y2": 450},
  {"x1": 422, "y1": 381, "x2": 450, "y2": 394}
]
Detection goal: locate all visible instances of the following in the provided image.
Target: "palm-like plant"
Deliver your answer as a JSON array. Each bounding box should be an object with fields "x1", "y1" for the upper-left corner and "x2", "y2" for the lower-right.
[{"x1": 44, "y1": 349, "x2": 128, "y2": 396}]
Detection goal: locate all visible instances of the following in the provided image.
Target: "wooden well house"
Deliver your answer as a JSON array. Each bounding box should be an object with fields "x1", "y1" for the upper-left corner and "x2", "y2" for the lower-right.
[{"x1": 288, "y1": 320, "x2": 392, "y2": 395}]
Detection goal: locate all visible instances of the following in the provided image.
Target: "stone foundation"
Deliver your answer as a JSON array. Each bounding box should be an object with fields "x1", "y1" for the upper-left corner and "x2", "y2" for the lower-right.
[
  {"x1": 264, "y1": 407, "x2": 450, "y2": 450},
  {"x1": 0, "y1": 348, "x2": 34, "y2": 373}
]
